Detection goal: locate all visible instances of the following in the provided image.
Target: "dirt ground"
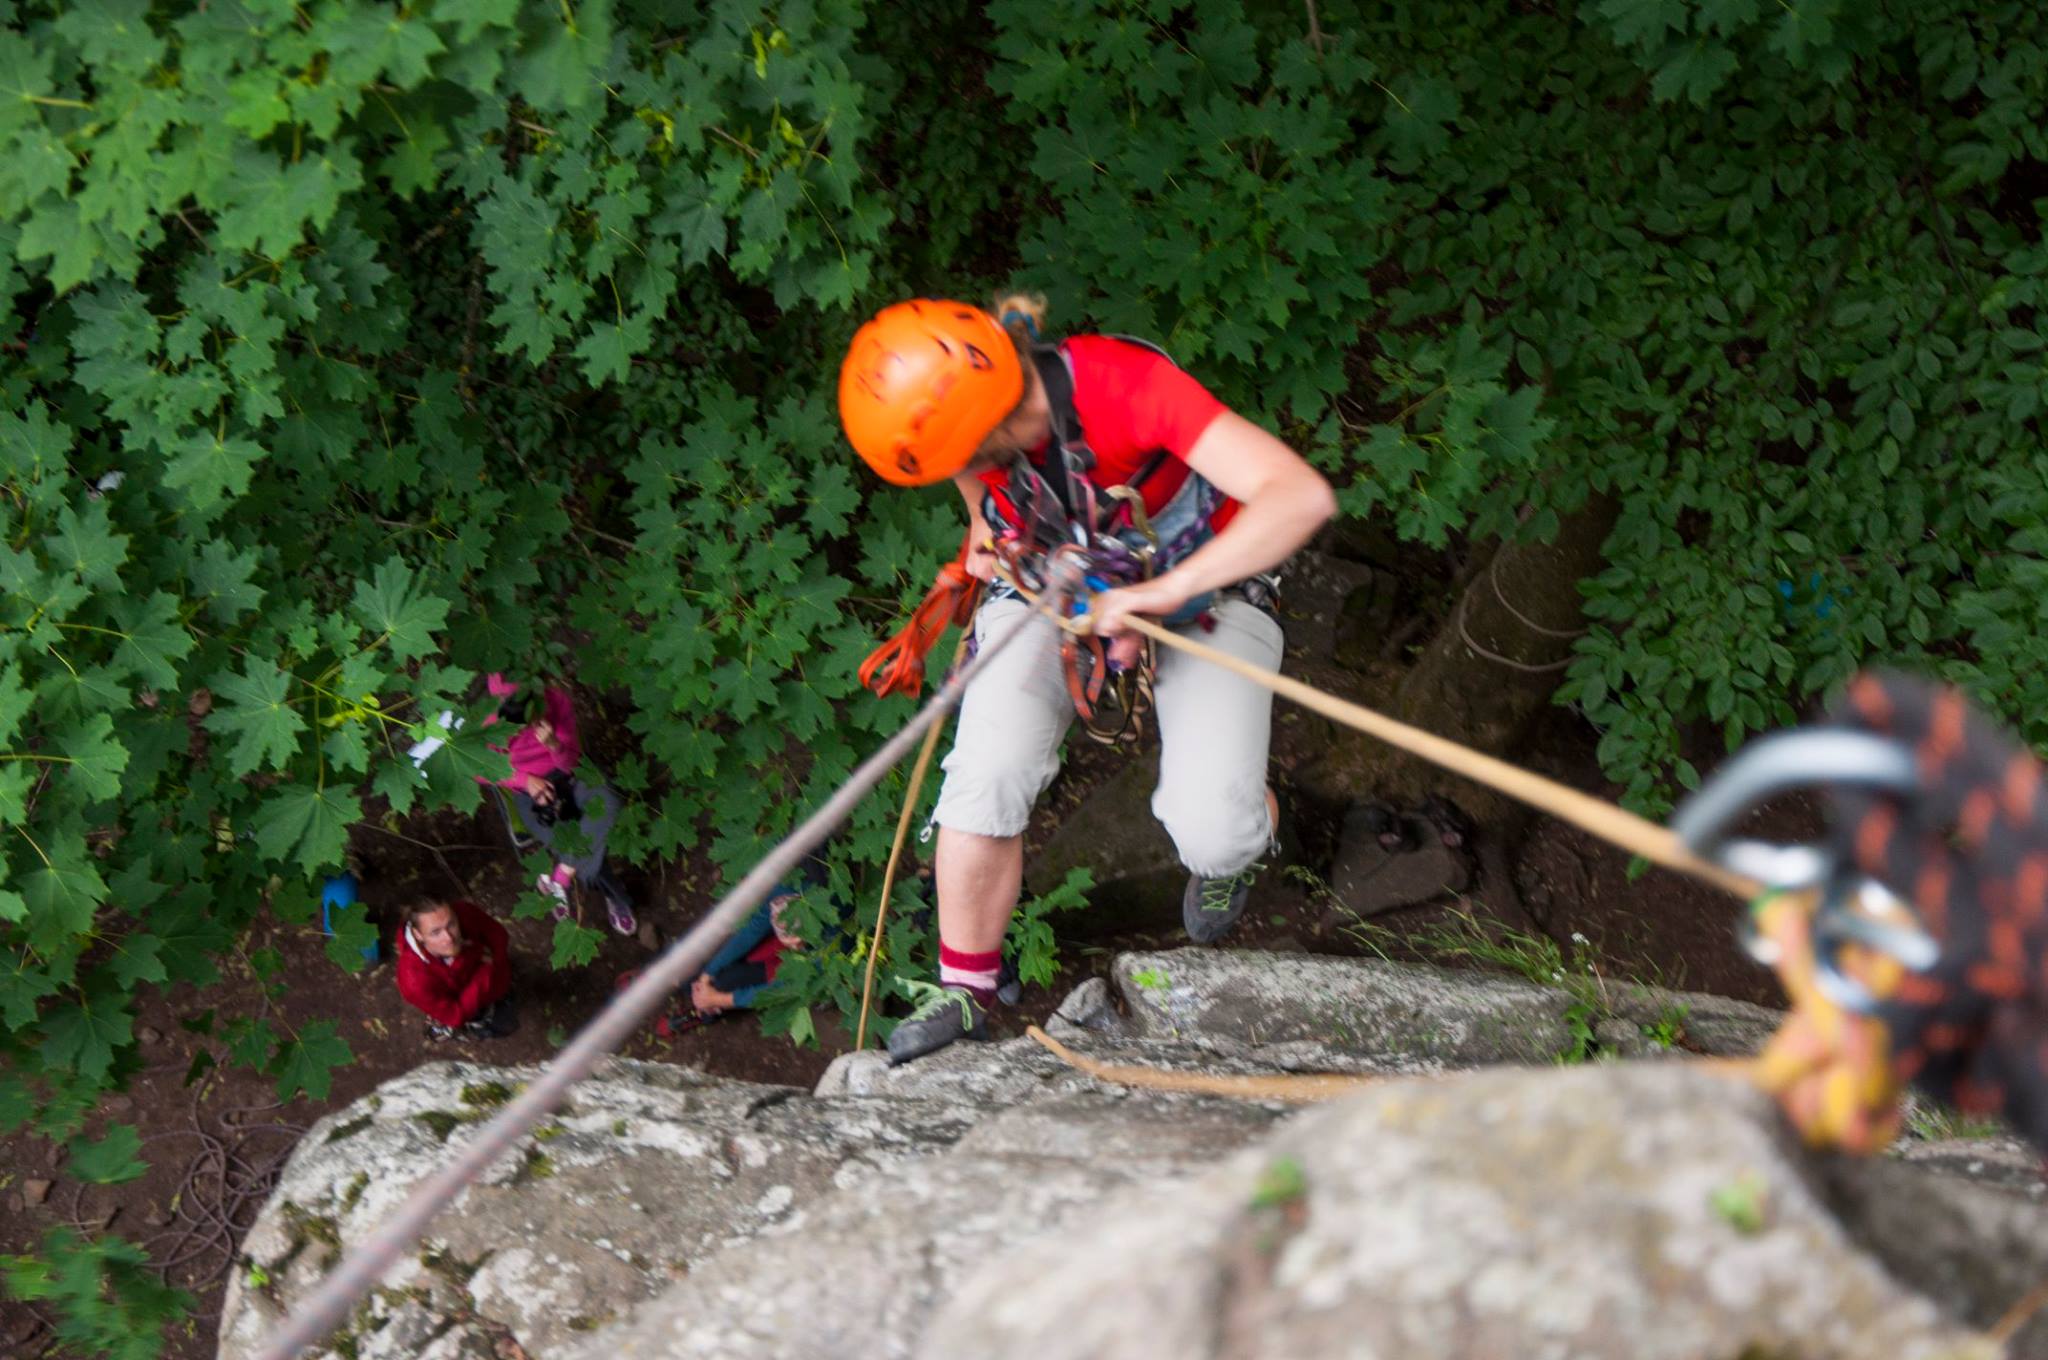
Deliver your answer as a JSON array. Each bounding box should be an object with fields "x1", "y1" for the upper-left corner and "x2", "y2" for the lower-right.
[{"x1": 0, "y1": 660, "x2": 1813, "y2": 1360}]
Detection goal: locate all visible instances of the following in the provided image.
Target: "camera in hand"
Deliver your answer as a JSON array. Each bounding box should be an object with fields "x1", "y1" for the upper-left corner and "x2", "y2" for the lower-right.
[{"x1": 531, "y1": 771, "x2": 580, "y2": 827}]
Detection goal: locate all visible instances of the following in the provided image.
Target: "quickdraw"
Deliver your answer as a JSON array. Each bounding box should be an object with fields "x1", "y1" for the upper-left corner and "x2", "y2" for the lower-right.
[
  {"x1": 989, "y1": 533, "x2": 1159, "y2": 748},
  {"x1": 859, "y1": 531, "x2": 983, "y2": 700}
]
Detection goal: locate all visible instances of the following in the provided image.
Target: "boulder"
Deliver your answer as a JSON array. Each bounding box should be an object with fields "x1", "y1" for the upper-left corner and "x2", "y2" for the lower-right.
[
  {"x1": 561, "y1": 1088, "x2": 1284, "y2": 1360},
  {"x1": 1114, "y1": 948, "x2": 1575, "y2": 1064},
  {"x1": 223, "y1": 949, "x2": 2043, "y2": 1360},
  {"x1": 1113, "y1": 947, "x2": 1780, "y2": 1065},
  {"x1": 1327, "y1": 799, "x2": 1474, "y2": 918},
  {"x1": 923, "y1": 1064, "x2": 2007, "y2": 1360},
  {"x1": 216, "y1": 1059, "x2": 982, "y2": 1360}
]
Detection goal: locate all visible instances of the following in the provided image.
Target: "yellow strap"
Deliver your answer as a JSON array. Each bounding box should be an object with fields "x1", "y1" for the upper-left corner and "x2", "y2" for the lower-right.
[{"x1": 855, "y1": 628, "x2": 969, "y2": 1050}]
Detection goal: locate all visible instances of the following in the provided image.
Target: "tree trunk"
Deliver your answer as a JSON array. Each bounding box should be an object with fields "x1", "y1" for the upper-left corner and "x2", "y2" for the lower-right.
[{"x1": 1303, "y1": 494, "x2": 1619, "y2": 819}]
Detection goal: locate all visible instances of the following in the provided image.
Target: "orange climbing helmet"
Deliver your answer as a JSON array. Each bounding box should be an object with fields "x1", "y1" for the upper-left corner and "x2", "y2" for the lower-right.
[{"x1": 838, "y1": 299, "x2": 1024, "y2": 487}]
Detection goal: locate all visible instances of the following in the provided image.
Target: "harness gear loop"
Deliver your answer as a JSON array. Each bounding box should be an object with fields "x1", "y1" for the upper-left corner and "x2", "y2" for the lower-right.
[
  {"x1": 1103, "y1": 483, "x2": 1159, "y2": 555},
  {"x1": 991, "y1": 540, "x2": 1157, "y2": 747},
  {"x1": 859, "y1": 532, "x2": 984, "y2": 700}
]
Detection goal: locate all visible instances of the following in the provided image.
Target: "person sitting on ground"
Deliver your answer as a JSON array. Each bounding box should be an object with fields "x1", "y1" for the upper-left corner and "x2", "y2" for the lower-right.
[
  {"x1": 395, "y1": 898, "x2": 515, "y2": 1042},
  {"x1": 687, "y1": 887, "x2": 810, "y2": 1018},
  {"x1": 838, "y1": 294, "x2": 1334, "y2": 1065},
  {"x1": 482, "y1": 673, "x2": 638, "y2": 935}
]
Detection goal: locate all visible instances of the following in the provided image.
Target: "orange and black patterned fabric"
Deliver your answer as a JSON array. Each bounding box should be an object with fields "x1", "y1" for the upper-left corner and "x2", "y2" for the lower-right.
[{"x1": 1828, "y1": 671, "x2": 2048, "y2": 1151}]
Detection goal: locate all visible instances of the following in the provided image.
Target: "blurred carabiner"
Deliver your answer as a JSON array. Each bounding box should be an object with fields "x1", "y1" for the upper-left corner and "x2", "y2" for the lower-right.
[{"x1": 1671, "y1": 727, "x2": 1940, "y2": 1012}]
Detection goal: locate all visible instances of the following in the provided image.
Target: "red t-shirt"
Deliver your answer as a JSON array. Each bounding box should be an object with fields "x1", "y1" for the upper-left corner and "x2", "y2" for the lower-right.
[{"x1": 980, "y1": 336, "x2": 1239, "y2": 531}]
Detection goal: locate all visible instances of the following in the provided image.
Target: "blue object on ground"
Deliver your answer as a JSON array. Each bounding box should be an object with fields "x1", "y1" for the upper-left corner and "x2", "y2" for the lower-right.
[{"x1": 320, "y1": 872, "x2": 379, "y2": 964}]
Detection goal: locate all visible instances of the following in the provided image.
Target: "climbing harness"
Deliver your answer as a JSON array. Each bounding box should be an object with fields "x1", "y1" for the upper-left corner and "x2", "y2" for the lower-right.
[{"x1": 973, "y1": 337, "x2": 1261, "y2": 746}]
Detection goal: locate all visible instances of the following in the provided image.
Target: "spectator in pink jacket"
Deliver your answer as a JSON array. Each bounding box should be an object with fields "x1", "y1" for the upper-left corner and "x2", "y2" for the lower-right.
[{"x1": 484, "y1": 674, "x2": 636, "y2": 934}]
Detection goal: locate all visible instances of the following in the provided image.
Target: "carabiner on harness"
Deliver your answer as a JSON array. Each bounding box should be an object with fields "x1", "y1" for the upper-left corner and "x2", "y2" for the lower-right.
[{"x1": 1671, "y1": 728, "x2": 1939, "y2": 1013}]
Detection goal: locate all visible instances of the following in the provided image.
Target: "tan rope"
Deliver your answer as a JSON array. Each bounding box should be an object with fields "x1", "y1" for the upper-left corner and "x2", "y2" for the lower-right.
[
  {"x1": 1990, "y1": 1276, "x2": 2048, "y2": 1347},
  {"x1": 1025, "y1": 1025, "x2": 1387, "y2": 1103},
  {"x1": 1027, "y1": 1026, "x2": 1760, "y2": 1103},
  {"x1": 855, "y1": 629, "x2": 969, "y2": 1049},
  {"x1": 1119, "y1": 614, "x2": 1762, "y2": 902}
]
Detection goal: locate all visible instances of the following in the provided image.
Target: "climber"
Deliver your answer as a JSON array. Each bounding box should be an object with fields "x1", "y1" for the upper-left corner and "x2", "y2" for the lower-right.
[
  {"x1": 481, "y1": 674, "x2": 638, "y2": 936},
  {"x1": 839, "y1": 294, "x2": 1336, "y2": 1064},
  {"x1": 395, "y1": 898, "x2": 516, "y2": 1042}
]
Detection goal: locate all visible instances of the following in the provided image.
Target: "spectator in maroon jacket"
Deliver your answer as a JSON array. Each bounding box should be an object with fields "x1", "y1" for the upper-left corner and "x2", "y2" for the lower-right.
[{"x1": 396, "y1": 899, "x2": 515, "y2": 1042}]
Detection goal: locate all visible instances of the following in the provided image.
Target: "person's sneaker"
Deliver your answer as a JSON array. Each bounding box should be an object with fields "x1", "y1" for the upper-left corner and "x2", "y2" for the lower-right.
[
  {"x1": 462, "y1": 1018, "x2": 499, "y2": 1040},
  {"x1": 885, "y1": 985, "x2": 989, "y2": 1066},
  {"x1": 425, "y1": 1021, "x2": 457, "y2": 1043},
  {"x1": 536, "y1": 872, "x2": 571, "y2": 921},
  {"x1": 1182, "y1": 863, "x2": 1260, "y2": 945},
  {"x1": 597, "y1": 877, "x2": 637, "y2": 935},
  {"x1": 996, "y1": 954, "x2": 1023, "y2": 1007},
  {"x1": 605, "y1": 897, "x2": 638, "y2": 936}
]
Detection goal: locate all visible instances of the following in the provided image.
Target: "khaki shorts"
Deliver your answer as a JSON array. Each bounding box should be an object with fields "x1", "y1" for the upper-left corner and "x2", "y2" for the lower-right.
[{"x1": 932, "y1": 594, "x2": 1283, "y2": 878}]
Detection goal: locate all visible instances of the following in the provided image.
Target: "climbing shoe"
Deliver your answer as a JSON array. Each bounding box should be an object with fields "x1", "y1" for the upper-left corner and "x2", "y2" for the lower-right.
[
  {"x1": 885, "y1": 985, "x2": 989, "y2": 1066},
  {"x1": 1182, "y1": 863, "x2": 1260, "y2": 945},
  {"x1": 996, "y1": 954, "x2": 1023, "y2": 1008}
]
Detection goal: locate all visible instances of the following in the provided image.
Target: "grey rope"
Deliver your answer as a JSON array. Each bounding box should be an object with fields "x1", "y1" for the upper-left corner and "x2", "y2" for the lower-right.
[
  {"x1": 1453, "y1": 586, "x2": 1576, "y2": 675},
  {"x1": 1487, "y1": 551, "x2": 1588, "y2": 640},
  {"x1": 253, "y1": 569, "x2": 1077, "y2": 1360}
]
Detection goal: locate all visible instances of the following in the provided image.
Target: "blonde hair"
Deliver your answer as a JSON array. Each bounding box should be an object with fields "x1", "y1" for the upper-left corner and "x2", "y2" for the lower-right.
[{"x1": 991, "y1": 291, "x2": 1048, "y2": 351}]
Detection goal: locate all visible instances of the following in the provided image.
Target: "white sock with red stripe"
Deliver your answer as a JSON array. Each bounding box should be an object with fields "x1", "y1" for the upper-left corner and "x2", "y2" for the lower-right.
[{"x1": 938, "y1": 942, "x2": 1001, "y2": 1009}]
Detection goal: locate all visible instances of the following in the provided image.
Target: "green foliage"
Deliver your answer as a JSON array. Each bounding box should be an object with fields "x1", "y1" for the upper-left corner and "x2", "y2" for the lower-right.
[
  {"x1": 1007, "y1": 866, "x2": 1093, "y2": 989},
  {"x1": 1640, "y1": 1002, "x2": 1690, "y2": 1052},
  {"x1": 66, "y1": 1122, "x2": 146, "y2": 1184},
  {"x1": 1903, "y1": 1102, "x2": 2007, "y2": 1143},
  {"x1": 1, "y1": 1229, "x2": 191, "y2": 1360},
  {"x1": 1708, "y1": 1170, "x2": 1770, "y2": 1235},
  {"x1": 1, "y1": 0, "x2": 2045, "y2": 1351},
  {"x1": 997, "y1": 0, "x2": 2048, "y2": 810},
  {"x1": 1346, "y1": 909, "x2": 1621, "y2": 1064},
  {"x1": 1249, "y1": 1155, "x2": 1307, "y2": 1210}
]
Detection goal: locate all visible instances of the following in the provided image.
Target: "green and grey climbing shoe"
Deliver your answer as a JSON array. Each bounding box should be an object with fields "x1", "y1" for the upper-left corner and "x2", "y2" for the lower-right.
[
  {"x1": 1182, "y1": 864, "x2": 1260, "y2": 945},
  {"x1": 885, "y1": 985, "x2": 990, "y2": 1066}
]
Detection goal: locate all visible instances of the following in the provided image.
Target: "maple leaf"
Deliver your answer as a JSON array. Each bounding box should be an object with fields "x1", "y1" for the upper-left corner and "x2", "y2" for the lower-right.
[
  {"x1": 38, "y1": 980, "x2": 129, "y2": 1084},
  {"x1": 164, "y1": 432, "x2": 266, "y2": 513},
  {"x1": 271, "y1": 1019, "x2": 352, "y2": 1101},
  {"x1": 189, "y1": 540, "x2": 265, "y2": 622},
  {"x1": 57, "y1": 712, "x2": 129, "y2": 802},
  {"x1": 351, "y1": 557, "x2": 451, "y2": 661},
  {"x1": 206, "y1": 659, "x2": 306, "y2": 776},
  {"x1": 253, "y1": 784, "x2": 361, "y2": 870},
  {"x1": 68, "y1": 1122, "x2": 146, "y2": 1183}
]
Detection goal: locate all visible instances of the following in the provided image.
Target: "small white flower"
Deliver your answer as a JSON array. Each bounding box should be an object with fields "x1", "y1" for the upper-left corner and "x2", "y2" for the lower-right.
[{"x1": 1570, "y1": 932, "x2": 1589, "y2": 945}]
